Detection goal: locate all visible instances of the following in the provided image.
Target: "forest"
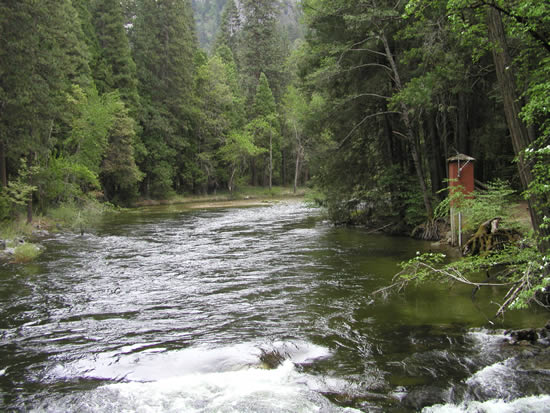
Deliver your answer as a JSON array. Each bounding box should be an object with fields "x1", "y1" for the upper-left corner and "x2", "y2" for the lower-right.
[{"x1": 0, "y1": 0, "x2": 548, "y2": 247}]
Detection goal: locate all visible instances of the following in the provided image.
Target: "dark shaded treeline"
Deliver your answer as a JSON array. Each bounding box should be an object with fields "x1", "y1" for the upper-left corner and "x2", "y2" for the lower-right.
[{"x1": 296, "y1": 0, "x2": 548, "y2": 248}]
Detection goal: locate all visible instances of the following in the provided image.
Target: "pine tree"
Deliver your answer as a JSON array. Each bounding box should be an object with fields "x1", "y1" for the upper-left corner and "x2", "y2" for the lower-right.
[
  {"x1": 240, "y1": 0, "x2": 286, "y2": 106},
  {"x1": 132, "y1": 0, "x2": 198, "y2": 197},
  {"x1": 72, "y1": 0, "x2": 142, "y2": 204},
  {"x1": 216, "y1": 45, "x2": 246, "y2": 131},
  {"x1": 0, "y1": 0, "x2": 92, "y2": 220},
  {"x1": 92, "y1": 0, "x2": 140, "y2": 114},
  {"x1": 248, "y1": 73, "x2": 280, "y2": 188},
  {"x1": 195, "y1": 53, "x2": 234, "y2": 193},
  {"x1": 100, "y1": 101, "x2": 144, "y2": 204},
  {"x1": 252, "y1": 73, "x2": 277, "y2": 119},
  {"x1": 214, "y1": 0, "x2": 242, "y2": 62}
]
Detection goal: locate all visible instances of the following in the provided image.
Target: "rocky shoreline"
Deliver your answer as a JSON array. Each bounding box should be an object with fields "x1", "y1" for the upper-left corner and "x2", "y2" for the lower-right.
[{"x1": 0, "y1": 228, "x2": 50, "y2": 263}]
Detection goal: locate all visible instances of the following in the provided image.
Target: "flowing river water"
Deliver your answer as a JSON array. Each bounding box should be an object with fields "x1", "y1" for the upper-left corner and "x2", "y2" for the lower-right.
[{"x1": 1, "y1": 200, "x2": 550, "y2": 412}]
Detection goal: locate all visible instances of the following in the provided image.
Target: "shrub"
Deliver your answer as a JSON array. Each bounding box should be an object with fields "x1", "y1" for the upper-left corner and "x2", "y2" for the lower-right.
[{"x1": 13, "y1": 243, "x2": 42, "y2": 263}]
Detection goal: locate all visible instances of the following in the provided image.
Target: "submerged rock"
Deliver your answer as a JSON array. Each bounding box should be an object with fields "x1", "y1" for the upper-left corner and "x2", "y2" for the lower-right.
[
  {"x1": 505, "y1": 322, "x2": 550, "y2": 347},
  {"x1": 259, "y1": 348, "x2": 287, "y2": 369},
  {"x1": 507, "y1": 328, "x2": 538, "y2": 344},
  {"x1": 401, "y1": 385, "x2": 449, "y2": 410}
]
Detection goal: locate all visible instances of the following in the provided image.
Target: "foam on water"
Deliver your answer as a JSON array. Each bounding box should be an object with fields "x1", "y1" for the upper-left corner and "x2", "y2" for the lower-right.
[
  {"x1": 420, "y1": 330, "x2": 550, "y2": 413},
  {"x1": 50, "y1": 340, "x2": 331, "y2": 382},
  {"x1": 36, "y1": 341, "x2": 358, "y2": 412},
  {"x1": 36, "y1": 361, "x2": 359, "y2": 413},
  {"x1": 422, "y1": 395, "x2": 550, "y2": 413},
  {"x1": 464, "y1": 358, "x2": 519, "y2": 399}
]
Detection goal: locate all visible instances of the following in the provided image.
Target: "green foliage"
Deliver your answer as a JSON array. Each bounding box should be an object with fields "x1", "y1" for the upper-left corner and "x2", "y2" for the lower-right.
[
  {"x1": 91, "y1": 0, "x2": 140, "y2": 112},
  {"x1": 394, "y1": 244, "x2": 550, "y2": 315},
  {"x1": 65, "y1": 85, "x2": 119, "y2": 174},
  {"x1": 48, "y1": 199, "x2": 111, "y2": 233},
  {"x1": 0, "y1": 0, "x2": 93, "y2": 165},
  {"x1": 37, "y1": 154, "x2": 100, "y2": 206},
  {"x1": 213, "y1": 0, "x2": 242, "y2": 55},
  {"x1": 435, "y1": 180, "x2": 519, "y2": 233},
  {"x1": 0, "y1": 191, "x2": 11, "y2": 221},
  {"x1": 253, "y1": 73, "x2": 277, "y2": 118},
  {"x1": 100, "y1": 100, "x2": 143, "y2": 204},
  {"x1": 13, "y1": 243, "x2": 42, "y2": 263},
  {"x1": 520, "y1": 56, "x2": 550, "y2": 138},
  {"x1": 240, "y1": 0, "x2": 288, "y2": 103},
  {"x1": 132, "y1": 0, "x2": 197, "y2": 197},
  {"x1": 5, "y1": 159, "x2": 38, "y2": 208},
  {"x1": 219, "y1": 129, "x2": 266, "y2": 191},
  {"x1": 523, "y1": 139, "x2": 550, "y2": 245}
]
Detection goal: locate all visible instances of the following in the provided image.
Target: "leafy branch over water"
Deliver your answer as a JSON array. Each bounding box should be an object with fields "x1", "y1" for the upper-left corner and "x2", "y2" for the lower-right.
[{"x1": 373, "y1": 247, "x2": 550, "y2": 317}]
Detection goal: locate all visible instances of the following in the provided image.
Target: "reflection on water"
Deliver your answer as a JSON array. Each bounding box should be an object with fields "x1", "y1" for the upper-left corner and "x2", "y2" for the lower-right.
[{"x1": 0, "y1": 200, "x2": 549, "y2": 412}]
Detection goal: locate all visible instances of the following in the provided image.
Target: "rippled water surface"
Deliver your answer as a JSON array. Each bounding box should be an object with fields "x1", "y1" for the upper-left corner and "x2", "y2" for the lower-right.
[{"x1": 1, "y1": 200, "x2": 549, "y2": 412}]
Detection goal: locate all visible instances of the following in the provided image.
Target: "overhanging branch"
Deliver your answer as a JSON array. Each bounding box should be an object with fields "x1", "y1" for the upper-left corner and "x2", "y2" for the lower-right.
[{"x1": 338, "y1": 110, "x2": 400, "y2": 149}]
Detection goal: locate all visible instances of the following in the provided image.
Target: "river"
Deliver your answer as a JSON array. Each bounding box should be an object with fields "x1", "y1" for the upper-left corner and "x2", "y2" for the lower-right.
[{"x1": 1, "y1": 200, "x2": 549, "y2": 412}]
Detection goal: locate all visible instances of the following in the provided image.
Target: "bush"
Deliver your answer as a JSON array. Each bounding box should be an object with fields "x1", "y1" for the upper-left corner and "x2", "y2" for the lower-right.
[
  {"x1": 47, "y1": 199, "x2": 111, "y2": 233},
  {"x1": 0, "y1": 218, "x2": 33, "y2": 240},
  {"x1": 435, "y1": 179, "x2": 520, "y2": 233},
  {"x1": 13, "y1": 243, "x2": 42, "y2": 263},
  {"x1": 0, "y1": 191, "x2": 11, "y2": 221}
]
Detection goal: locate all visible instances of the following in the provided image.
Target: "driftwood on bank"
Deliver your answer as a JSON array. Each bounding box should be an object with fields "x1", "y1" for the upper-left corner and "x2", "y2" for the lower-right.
[{"x1": 463, "y1": 217, "x2": 521, "y2": 256}]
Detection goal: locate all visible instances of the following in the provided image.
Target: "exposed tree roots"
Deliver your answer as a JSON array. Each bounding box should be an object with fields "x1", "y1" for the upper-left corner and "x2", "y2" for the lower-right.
[
  {"x1": 463, "y1": 218, "x2": 521, "y2": 256},
  {"x1": 411, "y1": 219, "x2": 445, "y2": 241}
]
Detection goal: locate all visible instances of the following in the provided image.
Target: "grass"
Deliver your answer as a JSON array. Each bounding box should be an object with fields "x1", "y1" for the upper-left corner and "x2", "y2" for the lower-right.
[
  {"x1": 47, "y1": 200, "x2": 112, "y2": 233},
  {"x1": 0, "y1": 216, "x2": 34, "y2": 240},
  {"x1": 13, "y1": 243, "x2": 42, "y2": 263}
]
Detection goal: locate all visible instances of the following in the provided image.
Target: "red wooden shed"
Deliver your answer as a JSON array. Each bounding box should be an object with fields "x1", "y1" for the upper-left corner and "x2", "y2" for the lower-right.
[
  {"x1": 447, "y1": 154, "x2": 475, "y2": 246},
  {"x1": 448, "y1": 153, "x2": 475, "y2": 203}
]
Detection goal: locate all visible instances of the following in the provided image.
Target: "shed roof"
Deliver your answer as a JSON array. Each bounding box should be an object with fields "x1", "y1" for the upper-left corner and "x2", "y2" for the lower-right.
[{"x1": 447, "y1": 153, "x2": 475, "y2": 162}]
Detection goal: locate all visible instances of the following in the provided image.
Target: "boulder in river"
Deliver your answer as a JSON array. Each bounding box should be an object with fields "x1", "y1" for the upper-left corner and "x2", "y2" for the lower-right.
[{"x1": 505, "y1": 322, "x2": 550, "y2": 346}]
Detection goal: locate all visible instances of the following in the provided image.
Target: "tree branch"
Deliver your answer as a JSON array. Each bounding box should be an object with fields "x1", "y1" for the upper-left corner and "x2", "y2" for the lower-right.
[
  {"x1": 337, "y1": 111, "x2": 400, "y2": 149},
  {"x1": 341, "y1": 63, "x2": 394, "y2": 73},
  {"x1": 484, "y1": 1, "x2": 550, "y2": 52},
  {"x1": 466, "y1": 0, "x2": 550, "y2": 53}
]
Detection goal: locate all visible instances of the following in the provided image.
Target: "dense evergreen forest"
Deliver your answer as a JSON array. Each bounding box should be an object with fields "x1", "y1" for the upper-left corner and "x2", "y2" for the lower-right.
[
  {"x1": 191, "y1": 0, "x2": 303, "y2": 50},
  {"x1": 0, "y1": 0, "x2": 548, "y2": 247}
]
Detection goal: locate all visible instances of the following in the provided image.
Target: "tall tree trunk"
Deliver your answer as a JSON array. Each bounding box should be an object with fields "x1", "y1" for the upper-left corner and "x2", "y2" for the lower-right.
[
  {"x1": 0, "y1": 140, "x2": 7, "y2": 188},
  {"x1": 228, "y1": 167, "x2": 236, "y2": 193},
  {"x1": 26, "y1": 153, "x2": 33, "y2": 224},
  {"x1": 426, "y1": 114, "x2": 445, "y2": 197},
  {"x1": 251, "y1": 159, "x2": 258, "y2": 186},
  {"x1": 281, "y1": 149, "x2": 286, "y2": 186},
  {"x1": 381, "y1": 32, "x2": 433, "y2": 218},
  {"x1": 269, "y1": 132, "x2": 273, "y2": 190},
  {"x1": 486, "y1": 7, "x2": 548, "y2": 249},
  {"x1": 292, "y1": 123, "x2": 301, "y2": 194},
  {"x1": 457, "y1": 91, "x2": 469, "y2": 154}
]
